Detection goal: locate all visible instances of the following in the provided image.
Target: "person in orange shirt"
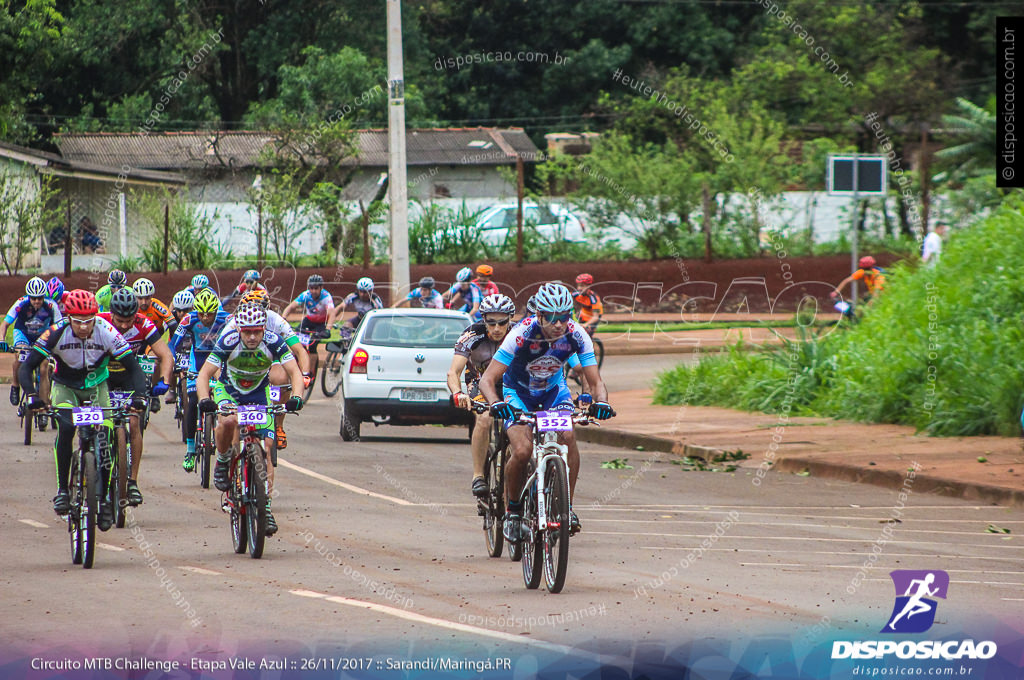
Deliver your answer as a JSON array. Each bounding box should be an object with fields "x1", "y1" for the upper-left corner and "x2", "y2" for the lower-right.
[
  {"x1": 572, "y1": 273, "x2": 603, "y2": 335},
  {"x1": 832, "y1": 256, "x2": 887, "y2": 305},
  {"x1": 132, "y1": 278, "x2": 174, "y2": 334},
  {"x1": 473, "y1": 264, "x2": 499, "y2": 297}
]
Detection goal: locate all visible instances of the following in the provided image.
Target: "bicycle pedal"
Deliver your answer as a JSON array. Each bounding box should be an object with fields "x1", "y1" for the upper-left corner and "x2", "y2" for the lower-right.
[{"x1": 476, "y1": 500, "x2": 487, "y2": 517}]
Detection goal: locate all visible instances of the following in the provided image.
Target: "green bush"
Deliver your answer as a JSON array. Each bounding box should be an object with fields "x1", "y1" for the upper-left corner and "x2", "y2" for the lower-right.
[{"x1": 655, "y1": 193, "x2": 1024, "y2": 436}]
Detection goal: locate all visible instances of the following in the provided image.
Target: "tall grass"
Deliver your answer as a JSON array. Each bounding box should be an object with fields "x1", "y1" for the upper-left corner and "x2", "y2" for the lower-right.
[{"x1": 655, "y1": 193, "x2": 1024, "y2": 436}]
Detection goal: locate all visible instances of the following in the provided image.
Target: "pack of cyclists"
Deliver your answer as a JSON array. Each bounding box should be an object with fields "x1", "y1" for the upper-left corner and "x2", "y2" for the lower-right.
[{"x1": 6, "y1": 264, "x2": 611, "y2": 557}]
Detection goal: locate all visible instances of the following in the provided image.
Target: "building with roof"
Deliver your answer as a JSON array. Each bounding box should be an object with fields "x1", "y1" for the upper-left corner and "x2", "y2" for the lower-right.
[{"x1": 55, "y1": 128, "x2": 542, "y2": 256}]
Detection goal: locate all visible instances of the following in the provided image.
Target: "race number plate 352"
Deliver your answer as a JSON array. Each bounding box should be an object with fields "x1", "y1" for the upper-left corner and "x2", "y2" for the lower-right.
[
  {"x1": 71, "y1": 407, "x2": 104, "y2": 426},
  {"x1": 535, "y1": 411, "x2": 572, "y2": 432},
  {"x1": 237, "y1": 405, "x2": 269, "y2": 426}
]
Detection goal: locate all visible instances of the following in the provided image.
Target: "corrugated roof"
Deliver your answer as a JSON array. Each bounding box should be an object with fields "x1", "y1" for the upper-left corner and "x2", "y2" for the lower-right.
[
  {"x1": 55, "y1": 128, "x2": 542, "y2": 171},
  {"x1": 0, "y1": 140, "x2": 185, "y2": 184}
]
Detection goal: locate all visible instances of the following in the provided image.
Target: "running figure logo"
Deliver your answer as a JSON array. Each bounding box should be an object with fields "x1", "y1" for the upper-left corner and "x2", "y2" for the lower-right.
[{"x1": 882, "y1": 570, "x2": 949, "y2": 633}]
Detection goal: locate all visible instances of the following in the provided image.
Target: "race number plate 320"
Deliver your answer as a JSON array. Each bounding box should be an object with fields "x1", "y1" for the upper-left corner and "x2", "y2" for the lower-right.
[
  {"x1": 237, "y1": 405, "x2": 268, "y2": 426},
  {"x1": 535, "y1": 411, "x2": 572, "y2": 432},
  {"x1": 71, "y1": 407, "x2": 104, "y2": 426}
]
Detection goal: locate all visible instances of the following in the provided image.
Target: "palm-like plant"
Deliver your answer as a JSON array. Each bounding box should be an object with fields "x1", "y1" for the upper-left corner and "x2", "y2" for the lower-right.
[{"x1": 933, "y1": 97, "x2": 995, "y2": 184}]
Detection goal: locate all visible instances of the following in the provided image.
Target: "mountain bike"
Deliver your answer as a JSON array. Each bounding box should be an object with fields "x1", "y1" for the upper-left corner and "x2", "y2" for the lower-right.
[
  {"x1": 470, "y1": 400, "x2": 509, "y2": 558},
  {"x1": 107, "y1": 391, "x2": 136, "y2": 529},
  {"x1": 320, "y1": 327, "x2": 352, "y2": 398},
  {"x1": 46, "y1": 402, "x2": 120, "y2": 569},
  {"x1": 136, "y1": 354, "x2": 157, "y2": 431},
  {"x1": 510, "y1": 406, "x2": 609, "y2": 593},
  {"x1": 218, "y1": 402, "x2": 287, "y2": 559},
  {"x1": 173, "y1": 351, "x2": 190, "y2": 442},
  {"x1": 11, "y1": 347, "x2": 51, "y2": 445},
  {"x1": 297, "y1": 328, "x2": 332, "y2": 402}
]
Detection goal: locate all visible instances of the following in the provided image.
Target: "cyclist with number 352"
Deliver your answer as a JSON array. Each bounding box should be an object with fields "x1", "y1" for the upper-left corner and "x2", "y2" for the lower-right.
[
  {"x1": 478, "y1": 283, "x2": 614, "y2": 544},
  {"x1": 19, "y1": 290, "x2": 148, "y2": 530}
]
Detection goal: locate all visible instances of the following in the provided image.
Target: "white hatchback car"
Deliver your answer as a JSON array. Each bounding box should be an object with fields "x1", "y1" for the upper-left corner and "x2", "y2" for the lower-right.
[
  {"x1": 473, "y1": 202, "x2": 586, "y2": 247},
  {"x1": 338, "y1": 307, "x2": 473, "y2": 440}
]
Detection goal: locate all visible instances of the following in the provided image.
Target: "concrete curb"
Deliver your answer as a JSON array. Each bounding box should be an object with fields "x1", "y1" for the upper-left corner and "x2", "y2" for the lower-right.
[{"x1": 581, "y1": 426, "x2": 1024, "y2": 509}]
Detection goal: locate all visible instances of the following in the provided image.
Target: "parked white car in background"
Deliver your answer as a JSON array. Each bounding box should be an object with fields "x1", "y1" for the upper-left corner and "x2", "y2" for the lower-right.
[
  {"x1": 338, "y1": 308, "x2": 473, "y2": 440},
  {"x1": 472, "y1": 202, "x2": 586, "y2": 246}
]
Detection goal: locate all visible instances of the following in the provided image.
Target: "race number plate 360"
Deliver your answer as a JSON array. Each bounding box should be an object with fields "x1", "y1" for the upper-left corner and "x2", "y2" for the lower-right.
[
  {"x1": 535, "y1": 411, "x2": 572, "y2": 432},
  {"x1": 71, "y1": 407, "x2": 104, "y2": 426},
  {"x1": 237, "y1": 406, "x2": 268, "y2": 426},
  {"x1": 138, "y1": 356, "x2": 156, "y2": 374}
]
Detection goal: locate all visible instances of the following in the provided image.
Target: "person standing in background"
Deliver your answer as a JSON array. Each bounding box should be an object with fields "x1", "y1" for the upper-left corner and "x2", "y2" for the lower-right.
[{"x1": 922, "y1": 222, "x2": 948, "y2": 266}]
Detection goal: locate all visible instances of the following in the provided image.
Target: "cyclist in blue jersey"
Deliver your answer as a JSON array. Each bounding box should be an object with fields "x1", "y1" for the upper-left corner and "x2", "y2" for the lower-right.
[
  {"x1": 329, "y1": 277, "x2": 383, "y2": 333},
  {"x1": 443, "y1": 267, "x2": 482, "y2": 319},
  {"x1": 281, "y1": 274, "x2": 335, "y2": 383},
  {"x1": 479, "y1": 283, "x2": 614, "y2": 542},
  {"x1": 0, "y1": 277, "x2": 63, "y2": 406},
  {"x1": 168, "y1": 288, "x2": 232, "y2": 471},
  {"x1": 396, "y1": 277, "x2": 444, "y2": 309}
]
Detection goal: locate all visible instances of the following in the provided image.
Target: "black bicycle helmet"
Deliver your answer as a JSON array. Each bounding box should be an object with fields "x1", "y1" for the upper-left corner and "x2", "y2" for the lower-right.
[
  {"x1": 308, "y1": 274, "x2": 324, "y2": 287},
  {"x1": 110, "y1": 286, "x2": 140, "y2": 317},
  {"x1": 419, "y1": 276, "x2": 435, "y2": 289}
]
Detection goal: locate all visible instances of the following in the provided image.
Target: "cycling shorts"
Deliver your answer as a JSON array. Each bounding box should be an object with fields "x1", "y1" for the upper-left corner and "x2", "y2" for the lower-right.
[
  {"x1": 51, "y1": 381, "x2": 112, "y2": 429},
  {"x1": 12, "y1": 329, "x2": 33, "y2": 349},
  {"x1": 298, "y1": 319, "x2": 328, "y2": 350},
  {"x1": 502, "y1": 383, "x2": 573, "y2": 427}
]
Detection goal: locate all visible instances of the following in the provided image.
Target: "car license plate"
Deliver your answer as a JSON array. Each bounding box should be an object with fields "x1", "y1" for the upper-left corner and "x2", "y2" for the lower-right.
[
  {"x1": 400, "y1": 388, "x2": 435, "y2": 402},
  {"x1": 138, "y1": 356, "x2": 156, "y2": 374}
]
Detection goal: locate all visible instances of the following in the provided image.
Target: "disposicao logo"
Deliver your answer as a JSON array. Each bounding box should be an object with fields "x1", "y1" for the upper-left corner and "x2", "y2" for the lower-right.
[{"x1": 831, "y1": 569, "x2": 998, "y2": 661}]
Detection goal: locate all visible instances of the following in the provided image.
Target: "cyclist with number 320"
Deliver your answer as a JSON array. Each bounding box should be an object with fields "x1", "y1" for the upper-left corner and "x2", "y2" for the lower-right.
[
  {"x1": 19, "y1": 290, "x2": 148, "y2": 530},
  {"x1": 478, "y1": 283, "x2": 614, "y2": 544}
]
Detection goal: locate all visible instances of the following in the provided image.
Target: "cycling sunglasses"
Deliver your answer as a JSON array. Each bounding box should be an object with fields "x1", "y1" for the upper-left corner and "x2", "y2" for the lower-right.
[
  {"x1": 69, "y1": 316, "x2": 96, "y2": 324},
  {"x1": 483, "y1": 317, "x2": 510, "y2": 327},
  {"x1": 540, "y1": 312, "x2": 571, "y2": 325}
]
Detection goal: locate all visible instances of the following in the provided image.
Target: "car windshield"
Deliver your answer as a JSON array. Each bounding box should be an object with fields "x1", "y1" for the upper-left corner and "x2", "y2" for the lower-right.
[{"x1": 361, "y1": 315, "x2": 468, "y2": 348}]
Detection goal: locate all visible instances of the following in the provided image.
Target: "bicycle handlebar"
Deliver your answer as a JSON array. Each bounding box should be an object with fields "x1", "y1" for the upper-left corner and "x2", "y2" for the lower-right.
[
  {"x1": 467, "y1": 400, "x2": 614, "y2": 425},
  {"x1": 216, "y1": 402, "x2": 288, "y2": 416}
]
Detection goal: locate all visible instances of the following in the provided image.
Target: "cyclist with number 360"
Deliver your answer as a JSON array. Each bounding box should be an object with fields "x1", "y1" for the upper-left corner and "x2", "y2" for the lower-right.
[
  {"x1": 478, "y1": 283, "x2": 614, "y2": 544},
  {"x1": 18, "y1": 290, "x2": 148, "y2": 530}
]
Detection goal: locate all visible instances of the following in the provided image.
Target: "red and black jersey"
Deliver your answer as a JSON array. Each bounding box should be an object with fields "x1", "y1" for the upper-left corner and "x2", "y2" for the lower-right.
[{"x1": 97, "y1": 312, "x2": 160, "y2": 374}]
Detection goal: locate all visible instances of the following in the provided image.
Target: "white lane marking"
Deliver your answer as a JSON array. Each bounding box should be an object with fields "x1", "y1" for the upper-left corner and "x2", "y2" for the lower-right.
[
  {"x1": 581, "y1": 504, "x2": 1005, "y2": 510},
  {"x1": 590, "y1": 531, "x2": 1024, "y2": 549},
  {"x1": 290, "y1": 590, "x2": 580, "y2": 655},
  {"x1": 736, "y1": 563, "x2": 1024, "y2": 576},
  {"x1": 98, "y1": 543, "x2": 125, "y2": 552},
  {"x1": 588, "y1": 518, "x2": 1019, "y2": 535},
  {"x1": 19, "y1": 519, "x2": 49, "y2": 528},
  {"x1": 641, "y1": 547, "x2": 1024, "y2": 562},
  {"x1": 1001, "y1": 598, "x2": 1024, "y2": 601},
  {"x1": 278, "y1": 459, "x2": 413, "y2": 506},
  {"x1": 180, "y1": 566, "x2": 221, "y2": 575}
]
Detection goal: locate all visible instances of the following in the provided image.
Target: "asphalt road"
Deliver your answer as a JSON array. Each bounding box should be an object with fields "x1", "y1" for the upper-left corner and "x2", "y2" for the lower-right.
[{"x1": 2, "y1": 355, "x2": 1022, "y2": 671}]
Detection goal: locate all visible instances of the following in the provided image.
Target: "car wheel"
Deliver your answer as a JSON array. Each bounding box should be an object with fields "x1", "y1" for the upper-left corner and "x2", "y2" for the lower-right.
[{"x1": 340, "y1": 399, "x2": 361, "y2": 441}]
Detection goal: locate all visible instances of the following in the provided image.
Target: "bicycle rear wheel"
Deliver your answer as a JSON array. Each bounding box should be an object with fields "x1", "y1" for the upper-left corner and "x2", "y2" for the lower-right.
[
  {"x1": 230, "y1": 455, "x2": 247, "y2": 554},
  {"x1": 246, "y1": 445, "x2": 268, "y2": 559},
  {"x1": 23, "y1": 404, "x2": 32, "y2": 445},
  {"x1": 320, "y1": 350, "x2": 343, "y2": 397},
  {"x1": 177, "y1": 376, "x2": 188, "y2": 442},
  {"x1": 483, "y1": 439, "x2": 505, "y2": 558},
  {"x1": 302, "y1": 351, "x2": 317, "y2": 403},
  {"x1": 542, "y1": 456, "x2": 570, "y2": 593},
  {"x1": 521, "y1": 483, "x2": 543, "y2": 589},
  {"x1": 113, "y1": 426, "x2": 129, "y2": 528},
  {"x1": 200, "y1": 413, "x2": 215, "y2": 489}
]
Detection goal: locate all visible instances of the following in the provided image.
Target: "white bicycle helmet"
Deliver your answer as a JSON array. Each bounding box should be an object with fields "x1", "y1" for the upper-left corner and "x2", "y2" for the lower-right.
[
  {"x1": 479, "y1": 294, "x2": 515, "y2": 316},
  {"x1": 172, "y1": 290, "x2": 195, "y2": 310},
  {"x1": 455, "y1": 267, "x2": 473, "y2": 282},
  {"x1": 25, "y1": 276, "x2": 47, "y2": 298},
  {"x1": 191, "y1": 274, "x2": 209, "y2": 289},
  {"x1": 235, "y1": 302, "x2": 267, "y2": 328},
  {"x1": 132, "y1": 277, "x2": 155, "y2": 297},
  {"x1": 533, "y1": 283, "x2": 573, "y2": 313},
  {"x1": 356, "y1": 277, "x2": 374, "y2": 292}
]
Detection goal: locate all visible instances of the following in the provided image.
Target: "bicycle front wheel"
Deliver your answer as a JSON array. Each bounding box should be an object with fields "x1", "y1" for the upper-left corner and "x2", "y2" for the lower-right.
[
  {"x1": 230, "y1": 455, "x2": 247, "y2": 554},
  {"x1": 69, "y1": 453, "x2": 83, "y2": 565},
  {"x1": 200, "y1": 413, "x2": 215, "y2": 489},
  {"x1": 321, "y1": 350, "x2": 343, "y2": 397},
  {"x1": 542, "y1": 456, "x2": 571, "y2": 593},
  {"x1": 23, "y1": 403, "x2": 32, "y2": 446},
  {"x1": 521, "y1": 484, "x2": 542, "y2": 589},
  {"x1": 113, "y1": 426, "x2": 129, "y2": 529},
  {"x1": 246, "y1": 445, "x2": 268, "y2": 559},
  {"x1": 81, "y1": 448, "x2": 97, "y2": 569}
]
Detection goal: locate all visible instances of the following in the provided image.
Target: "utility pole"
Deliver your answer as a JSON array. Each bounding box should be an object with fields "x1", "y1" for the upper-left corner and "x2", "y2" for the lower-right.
[{"x1": 386, "y1": 0, "x2": 410, "y2": 300}]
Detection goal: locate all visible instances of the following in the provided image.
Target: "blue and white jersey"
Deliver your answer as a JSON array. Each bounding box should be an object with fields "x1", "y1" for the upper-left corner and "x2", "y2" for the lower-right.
[
  {"x1": 5, "y1": 296, "x2": 62, "y2": 340},
  {"x1": 445, "y1": 282, "x2": 482, "y2": 316},
  {"x1": 168, "y1": 309, "x2": 232, "y2": 370},
  {"x1": 493, "y1": 319, "x2": 596, "y2": 396},
  {"x1": 294, "y1": 289, "x2": 335, "y2": 323},
  {"x1": 406, "y1": 288, "x2": 444, "y2": 309}
]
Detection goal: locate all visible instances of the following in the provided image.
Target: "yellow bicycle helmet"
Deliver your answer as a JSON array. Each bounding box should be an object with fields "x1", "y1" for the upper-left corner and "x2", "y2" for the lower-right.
[{"x1": 193, "y1": 288, "x2": 221, "y2": 313}]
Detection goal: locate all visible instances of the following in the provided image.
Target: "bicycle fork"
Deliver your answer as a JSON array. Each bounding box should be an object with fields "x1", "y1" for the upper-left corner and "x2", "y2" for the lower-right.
[{"x1": 533, "y1": 432, "x2": 568, "y2": 532}]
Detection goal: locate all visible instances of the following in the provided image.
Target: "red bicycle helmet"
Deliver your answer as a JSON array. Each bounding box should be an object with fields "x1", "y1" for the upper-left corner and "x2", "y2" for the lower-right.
[
  {"x1": 576, "y1": 273, "x2": 593, "y2": 286},
  {"x1": 64, "y1": 289, "x2": 99, "y2": 316},
  {"x1": 858, "y1": 256, "x2": 876, "y2": 269}
]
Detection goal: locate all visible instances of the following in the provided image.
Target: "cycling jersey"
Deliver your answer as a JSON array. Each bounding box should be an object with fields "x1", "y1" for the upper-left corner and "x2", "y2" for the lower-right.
[
  {"x1": 293, "y1": 289, "x2": 335, "y2": 323},
  {"x1": 4, "y1": 296, "x2": 62, "y2": 342},
  {"x1": 473, "y1": 278, "x2": 500, "y2": 297},
  {"x1": 446, "y1": 283, "x2": 482, "y2": 316},
  {"x1": 95, "y1": 284, "x2": 116, "y2": 313},
  {"x1": 30, "y1": 317, "x2": 140, "y2": 390},
  {"x1": 169, "y1": 310, "x2": 233, "y2": 373},
  {"x1": 205, "y1": 329, "x2": 294, "y2": 395},
  {"x1": 405, "y1": 289, "x2": 444, "y2": 309},
  {"x1": 453, "y1": 322, "x2": 501, "y2": 385},
  {"x1": 139, "y1": 298, "x2": 173, "y2": 334},
  {"x1": 342, "y1": 292, "x2": 384, "y2": 325},
  {"x1": 852, "y1": 267, "x2": 887, "y2": 296},
  {"x1": 220, "y1": 309, "x2": 298, "y2": 348},
  {"x1": 573, "y1": 289, "x2": 603, "y2": 325},
  {"x1": 494, "y1": 319, "x2": 596, "y2": 397},
  {"x1": 97, "y1": 312, "x2": 159, "y2": 377}
]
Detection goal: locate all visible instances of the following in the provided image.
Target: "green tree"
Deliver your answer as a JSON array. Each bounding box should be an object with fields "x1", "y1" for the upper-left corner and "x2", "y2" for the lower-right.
[
  {"x1": 0, "y1": 0, "x2": 64, "y2": 142},
  {"x1": 0, "y1": 168, "x2": 61, "y2": 274}
]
